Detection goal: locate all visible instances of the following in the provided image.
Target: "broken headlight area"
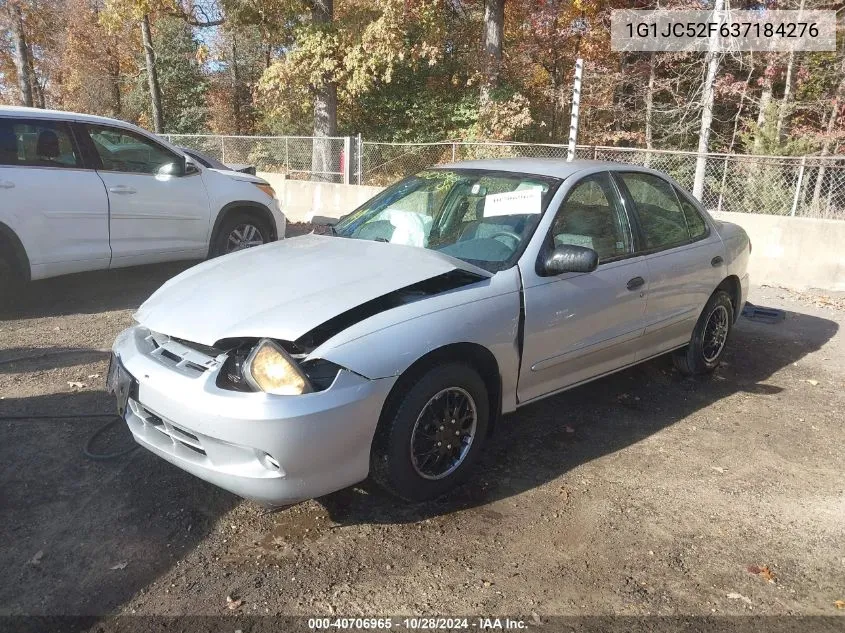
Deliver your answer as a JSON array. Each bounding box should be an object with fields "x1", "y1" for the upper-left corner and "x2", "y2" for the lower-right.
[{"x1": 215, "y1": 338, "x2": 343, "y2": 395}]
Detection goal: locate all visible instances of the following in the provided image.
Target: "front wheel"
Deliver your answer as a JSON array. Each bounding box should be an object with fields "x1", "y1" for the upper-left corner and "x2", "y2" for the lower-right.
[
  {"x1": 211, "y1": 212, "x2": 272, "y2": 257},
  {"x1": 673, "y1": 290, "x2": 734, "y2": 376},
  {"x1": 0, "y1": 252, "x2": 22, "y2": 302},
  {"x1": 371, "y1": 363, "x2": 490, "y2": 502}
]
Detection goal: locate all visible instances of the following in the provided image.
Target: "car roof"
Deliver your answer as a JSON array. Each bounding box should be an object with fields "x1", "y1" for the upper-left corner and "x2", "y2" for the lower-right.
[
  {"x1": 0, "y1": 105, "x2": 148, "y2": 133},
  {"x1": 439, "y1": 157, "x2": 654, "y2": 180}
]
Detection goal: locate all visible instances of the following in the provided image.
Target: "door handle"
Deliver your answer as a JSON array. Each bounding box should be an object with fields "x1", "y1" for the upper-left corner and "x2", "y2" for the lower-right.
[
  {"x1": 0, "y1": 180, "x2": 14, "y2": 189},
  {"x1": 711, "y1": 256, "x2": 724, "y2": 267},
  {"x1": 108, "y1": 185, "x2": 137, "y2": 195},
  {"x1": 627, "y1": 276, "x2": 645, "y2": 291}
]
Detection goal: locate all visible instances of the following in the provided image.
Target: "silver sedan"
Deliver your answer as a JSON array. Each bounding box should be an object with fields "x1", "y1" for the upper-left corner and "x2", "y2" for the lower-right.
[{"x1": 108, "y1": 159, "x2": 750, "y2": 506}]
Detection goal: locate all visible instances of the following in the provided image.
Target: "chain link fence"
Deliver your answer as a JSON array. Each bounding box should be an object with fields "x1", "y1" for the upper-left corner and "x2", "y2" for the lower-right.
[
  {"x1": 163, "y1": 134, "x2": 844, "y2": 219},
  {"x1": 163, "y1": 134, "x2": 346, "y2": 182},
  {"x1": 361, "y1": 141, "x2": 845, "y2": 219}
]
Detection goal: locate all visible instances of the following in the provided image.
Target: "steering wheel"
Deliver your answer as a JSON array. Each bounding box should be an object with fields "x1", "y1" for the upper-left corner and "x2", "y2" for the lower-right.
[{"x1": 488, "y1": 230, "x2": 521, "y2": 252}]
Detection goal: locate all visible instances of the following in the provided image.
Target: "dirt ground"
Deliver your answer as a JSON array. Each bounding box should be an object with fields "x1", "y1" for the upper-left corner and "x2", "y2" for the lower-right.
[{"x1": 1, "y1": 257, "x2": 844, "y2": 624}]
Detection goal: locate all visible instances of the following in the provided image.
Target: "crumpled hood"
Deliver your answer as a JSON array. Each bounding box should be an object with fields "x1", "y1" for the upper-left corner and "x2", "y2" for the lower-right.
[{"x1": 134, "y1": 234, "x2": 490, "y2": 346}]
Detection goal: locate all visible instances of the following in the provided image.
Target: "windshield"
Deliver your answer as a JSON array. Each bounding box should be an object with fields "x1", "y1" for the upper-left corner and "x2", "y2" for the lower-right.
[{"x1": 334, "y1": 169, "x2": 562, "y2": 272}]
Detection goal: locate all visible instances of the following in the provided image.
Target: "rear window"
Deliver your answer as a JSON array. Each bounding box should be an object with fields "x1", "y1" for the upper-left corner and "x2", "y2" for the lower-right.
[
  {"x1": 0, "y1": 118, "x2": 81, "y2": 169},
  {"x1": 675, "y1": 187, "x2": 709, "y2": 240},
  {"x1": 618, "y1": 172, "x2": 690, "y2": 251}
]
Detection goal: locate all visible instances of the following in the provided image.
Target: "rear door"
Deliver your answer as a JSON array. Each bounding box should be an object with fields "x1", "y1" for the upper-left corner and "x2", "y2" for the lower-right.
[
  {"x1": 613, "y1": 171, "x2": 723, "y2": 359},
  {"x1": 79, "y1": 123, "x2": 211, "y2": 267},
  {"x1": 0, "y1": 116, "x2": 109, "y2": 279},
  {"x1": 517, "y1": 172, "x2": 649, "y2": 403}
]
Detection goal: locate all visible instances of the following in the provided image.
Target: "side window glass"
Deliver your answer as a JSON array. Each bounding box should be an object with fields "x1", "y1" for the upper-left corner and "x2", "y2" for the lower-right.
[
  {"x1": 676, "y1": 187, "x2": 708, "y2": 240},
  {"x1": 0, "y1": 118, "x2": 81, "y2": 168},
  {"x1": 550, "y1": 173, "x2": 631, "y2": 262},
  {"x1": 619, "y1": 172, "x2": 690, "y2": 251},
  {"x1": 86, "y1": 125, "x2": 180, "y2": 175}
]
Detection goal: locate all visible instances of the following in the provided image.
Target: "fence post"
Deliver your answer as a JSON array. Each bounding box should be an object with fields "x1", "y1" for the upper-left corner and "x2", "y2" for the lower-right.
[
  {"x1": 220, "y1": 137, "x2": 226, "y2": 163},
  {"x1": 567, "y1": 58, "x2": 584, "y2": 162},
  {"x1": 717, "y1": 155, "x2": 729, "y2": 212},
  {"x1": 343, "y1": 136, "x2": 352, "y2": 185},
  {"x1": 357, "y1": 133, "x2": 363, "y2": 185},
  {"x1": 593, "y1": 146, "x2": 598, "y2": 160},
  {"x1": 285, "y1": 137, "x2": 289, "y2": 173},
  {"x1": 452, "y1": 143, "x2": 456, "y2": 162},
  {"x1": 790, "y1": 156, "x2": 806, "y2": 216}
]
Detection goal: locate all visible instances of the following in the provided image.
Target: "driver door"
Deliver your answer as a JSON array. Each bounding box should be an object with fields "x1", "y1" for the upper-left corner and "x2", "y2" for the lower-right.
[
  {"x1": 81, "y1": 124, "x2": 210, "y2": 267},
  {"x1": 517, "y1": 172, "x2": 649, "y2": 403}
]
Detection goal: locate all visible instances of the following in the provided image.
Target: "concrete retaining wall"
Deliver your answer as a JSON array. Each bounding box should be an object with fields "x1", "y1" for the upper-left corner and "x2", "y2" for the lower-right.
[
  {"x1": 258, "y1": 175, "x2": 844, "y2": 291},
  {"x1": 710, "y1": 211, "x2": 845, "y2": 292},
  {"x1": 258, "y1": 173, "x2": 384, "y2": 224}
]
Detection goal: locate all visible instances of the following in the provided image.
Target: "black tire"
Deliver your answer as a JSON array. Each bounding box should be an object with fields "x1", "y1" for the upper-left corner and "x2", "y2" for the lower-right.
[
  {"x1": 0, "y1": 251, "x2": 22, "y2": 302},
  {"x1": 673, "y1": 290, "x2": 734, "y2": 376},
  {"x1": 371, "y1": 363, "x2": 490, "y2": 502},
  {"x1": 210, "y1": 211, "x2": 272, "y2": 257}
]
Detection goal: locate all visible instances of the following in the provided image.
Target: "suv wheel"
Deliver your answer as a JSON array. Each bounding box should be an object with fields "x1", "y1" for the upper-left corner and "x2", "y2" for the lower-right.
[
  {"x1": 673, "y1": 290, "x2": 734, "y2": 376},
  {"x1": 371, "y1": 363, "x2": 489, "y2": 502},
  {"x1": 0, "y1": 252, "x2": 22, "y2": 300},
  {"x1": 211, "y1": 212, "x2": 272, "y2": 257}
]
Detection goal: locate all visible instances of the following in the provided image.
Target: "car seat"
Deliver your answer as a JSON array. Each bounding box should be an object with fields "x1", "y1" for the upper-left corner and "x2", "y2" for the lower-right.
[{"x1": 35, "y1": 130, "x2": 61, "y2": 165}]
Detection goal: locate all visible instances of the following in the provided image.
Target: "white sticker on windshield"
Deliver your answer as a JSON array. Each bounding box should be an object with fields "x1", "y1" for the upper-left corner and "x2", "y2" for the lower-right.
[{"x1": 484, "y1": 188, "x2": 542, "y2": 217}]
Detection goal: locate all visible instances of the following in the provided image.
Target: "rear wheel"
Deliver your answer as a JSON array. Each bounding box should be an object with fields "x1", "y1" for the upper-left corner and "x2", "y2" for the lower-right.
[
  {"x1": 211, "y1": 212, "x2": 272, "y2": 257},
  {"x1": 371, "y1": 363, "x2": 489, "y2": 502},
  {"x1": 673, "y1": 290, "x2": 734, "y2": 376}
]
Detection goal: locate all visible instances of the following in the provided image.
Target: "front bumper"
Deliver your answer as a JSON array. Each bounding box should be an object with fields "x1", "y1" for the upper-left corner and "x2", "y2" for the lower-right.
[
  {"x1": 112, "y1": 326, "x2": 395, "y2": 506},
  {"x1": 271, "y1": 199, "x2": 287, "y2": 240}
]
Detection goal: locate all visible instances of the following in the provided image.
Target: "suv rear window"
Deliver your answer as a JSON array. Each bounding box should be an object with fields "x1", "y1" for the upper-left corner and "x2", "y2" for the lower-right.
[{"x1": 0, "y1": 118, "x2": 81, "y2": 169}]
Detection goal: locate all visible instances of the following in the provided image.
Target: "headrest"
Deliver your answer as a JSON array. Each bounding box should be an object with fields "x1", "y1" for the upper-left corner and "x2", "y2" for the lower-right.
[{"x1": 36, "y1": 129, "x2": 60, "y2": 159}]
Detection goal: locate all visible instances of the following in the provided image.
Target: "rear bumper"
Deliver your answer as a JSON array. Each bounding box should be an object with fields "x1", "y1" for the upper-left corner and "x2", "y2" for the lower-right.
[{"x1": 113, "y1": 326, "x2": 395, "y2": 506}]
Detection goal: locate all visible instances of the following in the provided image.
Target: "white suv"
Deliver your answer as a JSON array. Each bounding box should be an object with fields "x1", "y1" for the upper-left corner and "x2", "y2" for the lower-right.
[{"x1": 0, "y1": 106, "x2": 285, "y2": 290}]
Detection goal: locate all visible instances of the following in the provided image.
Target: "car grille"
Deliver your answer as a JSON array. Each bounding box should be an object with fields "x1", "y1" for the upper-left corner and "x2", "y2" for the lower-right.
[
  {"x1": 145, "y1": 331, "x2": 223, "y2": 377},
  {"x1": 130, "y1": 400, "x2": 206, "y2": 456}
]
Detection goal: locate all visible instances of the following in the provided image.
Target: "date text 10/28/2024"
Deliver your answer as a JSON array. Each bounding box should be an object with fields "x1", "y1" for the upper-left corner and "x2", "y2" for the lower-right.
[{"x1": 308, "y1": 617, "x2": 529, "y2": 630}]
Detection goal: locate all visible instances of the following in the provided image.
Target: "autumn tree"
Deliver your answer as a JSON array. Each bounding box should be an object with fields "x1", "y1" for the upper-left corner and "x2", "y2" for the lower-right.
[
  {"x1": 124, "y1": 15, "x2": 209, "y2": 132},
  {"x1": 59, "y1": 0, "x2": 130, "y2": 117}
]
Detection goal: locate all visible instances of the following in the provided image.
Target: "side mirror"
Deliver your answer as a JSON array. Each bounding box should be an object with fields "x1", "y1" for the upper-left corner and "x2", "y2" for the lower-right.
[
  {"x1": 184, "y1": 157, "x2": 200, "y2": 176},
  {"x1": 542, "y1": 244, "x2": 599, "y2": 276}
]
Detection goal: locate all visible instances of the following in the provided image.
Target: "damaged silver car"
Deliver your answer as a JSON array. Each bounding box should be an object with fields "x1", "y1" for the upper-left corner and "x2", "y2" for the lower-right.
[{"x1": 108, "y1": 159, "x2": 750, "y2": 506}]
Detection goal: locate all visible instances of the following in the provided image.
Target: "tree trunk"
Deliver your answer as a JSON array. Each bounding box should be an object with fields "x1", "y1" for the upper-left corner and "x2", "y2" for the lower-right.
[
  {"x1": 753, "y1": 54, "x2": 775, "y2": 154},
  {"x1": 775, "y1": 51, "x2": 795, "y2": 142},
  {"x1": 480, "y1": 0, "x2": 504, "y2": 105},
  {"x1": 644, "y1": 52, "x2": 655, "y2": 165},
  {"x1": 9, "y1": 2, "x2": 33, "y2": 107},
  {"x1": 31, "y1": 74, "x2": 45, "y2": 108},
  {"x1": 775, "y1": 0, "x2": 804, "y2": 141},
  {"x1": 231, "y1": 32, "x2": 241, "y2": 135},
  {"x1": 107, "y1": 48, "x2": 122, "y2": 117},
  {"x1": 692, "y1": 0, "x2": 724, "y2": 201},
  {"x1": 141, "y1": 14, "x2": 165, "y2": 133},
  {"x1": 810, "y1": 57, "x2": 845, "y2": 213},
  {"x1": 311, "y1": 0, "x2": 337, "y2": 182}
]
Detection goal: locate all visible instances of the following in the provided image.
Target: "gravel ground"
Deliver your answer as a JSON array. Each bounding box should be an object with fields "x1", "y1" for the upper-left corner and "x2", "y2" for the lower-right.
[{"x1": 1, "y1": 258, "x2": 844, "y2": 622}]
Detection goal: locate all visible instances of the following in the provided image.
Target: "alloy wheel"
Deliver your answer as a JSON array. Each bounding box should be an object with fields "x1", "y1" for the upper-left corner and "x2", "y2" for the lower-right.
[
  {"x1": 410, "y1": 387, "x2": 478, "y2": 481},
  {"x1": 226, "y1": 223, "x2": 265, "y2": 252},
  {"x1": 702, "y1": 304, "x2": 730, "y2": 363}
]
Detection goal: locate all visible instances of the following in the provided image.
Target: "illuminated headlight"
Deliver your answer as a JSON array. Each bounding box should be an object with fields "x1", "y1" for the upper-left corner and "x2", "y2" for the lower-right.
[{"x1": 243, "y1": 339, "x2": 312, "y2": 395}]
